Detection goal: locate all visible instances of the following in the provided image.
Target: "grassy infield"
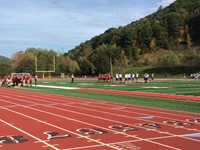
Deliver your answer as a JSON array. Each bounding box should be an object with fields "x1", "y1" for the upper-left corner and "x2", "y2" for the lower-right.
[{"x1": 22, "y1": 78, "x2": 200, "y2": 113}]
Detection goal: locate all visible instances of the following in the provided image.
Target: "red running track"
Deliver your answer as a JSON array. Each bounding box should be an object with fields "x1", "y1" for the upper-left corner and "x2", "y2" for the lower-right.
[{"x1": 0, "y1": 88, "x2": 200, "y2": 150}]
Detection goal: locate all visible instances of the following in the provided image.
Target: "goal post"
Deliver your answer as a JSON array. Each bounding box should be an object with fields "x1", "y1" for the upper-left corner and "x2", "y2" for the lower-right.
[{"x1": 35, "y1": 55, "x2": 56, "y2": 79}]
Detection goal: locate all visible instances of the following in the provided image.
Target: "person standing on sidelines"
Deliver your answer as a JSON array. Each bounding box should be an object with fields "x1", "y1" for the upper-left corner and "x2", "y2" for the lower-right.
[
  {"x1": 132, "y1": 73, "x2": 135, "y2": 83},
  {"x1": 136, "y1": 73, "x2": 139, "y2": 83},
  {"x1": 34, "y1": 74, "x2": 38, "y2": 86},
  {"x1": 115, "y1": 73, "x2": 119, "y2": 83},
  {"x1": 29, "y1": 75, "x2": 33, "y2": 86},
  {"x1": 144, "y1": 73, "x2": 149, "y2": 83},
  {"x1": 125, "y1": 74, "x2": 128, "y2": 84},
  {"x1": 71, "y1": 74, "x2": 74, "y2": 83},
  {"x1": 151, "y1": 73, "x2": 155, "y2": 81},
  {"x1": 119, "y1": 73, "x2": 122, "y2": 83}
]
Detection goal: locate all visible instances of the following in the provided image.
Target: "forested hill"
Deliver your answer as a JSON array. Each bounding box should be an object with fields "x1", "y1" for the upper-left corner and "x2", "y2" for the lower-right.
[{"x1": 64, "y1": 0, "x2": 200, "y2": 75}]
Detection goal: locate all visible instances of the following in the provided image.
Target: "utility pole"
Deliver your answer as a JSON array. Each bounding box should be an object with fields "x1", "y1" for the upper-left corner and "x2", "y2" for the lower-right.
[{"x1": 110, "y1": 57, "x2": 113, "y2": 78}]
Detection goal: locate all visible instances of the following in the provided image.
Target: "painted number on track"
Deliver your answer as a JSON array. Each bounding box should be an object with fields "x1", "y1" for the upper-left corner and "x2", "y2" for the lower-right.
[
  {"x1": 163, "y1": 120, "x2": 193, "y2": 127},
  {"x1": 0, "y1": 136, "x2": 28, "y2": 144},
  {"x1": 109, "y1": 125, "x2": 138, "y2": 132},
  {"x1": 44, "y1": 131, "x2": 71, "y2": 140},
  {"x1": 76, "y1": 128, "x2": 107, "y2": 135}
]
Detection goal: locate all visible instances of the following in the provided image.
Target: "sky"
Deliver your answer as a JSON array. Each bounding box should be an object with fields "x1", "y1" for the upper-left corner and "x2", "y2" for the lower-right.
[{"x1": 0, "y1": 0, "x2": 176, "y2": 58}]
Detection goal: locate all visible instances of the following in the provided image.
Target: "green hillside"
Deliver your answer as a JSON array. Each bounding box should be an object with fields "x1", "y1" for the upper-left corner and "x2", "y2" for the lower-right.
[{"x1": 64, "y1": 0, "x2": 200, "y2": 75}]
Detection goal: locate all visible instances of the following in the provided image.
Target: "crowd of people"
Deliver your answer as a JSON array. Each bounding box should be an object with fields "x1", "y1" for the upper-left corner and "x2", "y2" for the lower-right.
[
  {"x1": 1, "y1": 74, "x2": 38, "y2": 88},
  {"x1": 190, "y1": 73, "x2": 200, "y2": 79},
  {"x1": 97, "y1": 73, "x2": 155, "y2": 83},
  {"x1": 115, "y1": 73, "x2": 139, "y2": 83},
  {"x1": 115, "y1": 73, "x2": 155, "y2": 83},
  {"x1": 98, "y1": 74, "x2": 112, "y2": 82}
]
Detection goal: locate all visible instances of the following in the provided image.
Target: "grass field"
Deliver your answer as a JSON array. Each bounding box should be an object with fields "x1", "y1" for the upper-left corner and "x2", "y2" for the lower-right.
[{"x1": 17, "y1": 78, "x2": 200, "y2": 114}]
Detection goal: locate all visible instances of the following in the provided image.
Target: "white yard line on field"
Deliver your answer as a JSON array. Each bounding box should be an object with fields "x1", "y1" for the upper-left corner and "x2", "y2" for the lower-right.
[{"x1": 35, "y1": 85, "x2": 79, "y2": 90}]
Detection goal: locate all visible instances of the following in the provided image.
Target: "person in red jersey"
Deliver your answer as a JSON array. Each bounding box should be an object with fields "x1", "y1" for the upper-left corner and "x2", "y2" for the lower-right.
[
  {"x1": 1, "y1": 75, "x2": 8, "y2": 86},
  {"x1": 29, "y1": 75, "x2": 33, "y2": 86}
]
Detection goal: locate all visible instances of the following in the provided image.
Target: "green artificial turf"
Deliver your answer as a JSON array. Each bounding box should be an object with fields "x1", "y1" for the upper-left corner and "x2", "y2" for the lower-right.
[{"x1": 19, "y1": 78, "x2": 200, "y2": 113}]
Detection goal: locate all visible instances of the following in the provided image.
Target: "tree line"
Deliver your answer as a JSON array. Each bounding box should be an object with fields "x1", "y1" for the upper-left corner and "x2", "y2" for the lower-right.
[{"x1": 0, "y1": 48, "x2": 81, "y2": 77}]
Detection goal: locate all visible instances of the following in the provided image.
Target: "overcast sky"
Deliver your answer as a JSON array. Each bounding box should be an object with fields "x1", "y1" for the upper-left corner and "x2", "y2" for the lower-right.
[{"x1": 0, "y1": 0, "x2": 175, "y2": 58}]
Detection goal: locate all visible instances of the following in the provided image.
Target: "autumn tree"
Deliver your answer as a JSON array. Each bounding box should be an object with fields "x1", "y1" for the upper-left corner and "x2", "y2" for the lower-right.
[
  {"x1": 90, "y1": 44, "x2": 110, "y2": 74},
  {"x1": 115, "y1": 50, "x2": 129, "y2": 67},
  {"x1": 0, "y1": 56, "x2": 13, "y2": 76}
]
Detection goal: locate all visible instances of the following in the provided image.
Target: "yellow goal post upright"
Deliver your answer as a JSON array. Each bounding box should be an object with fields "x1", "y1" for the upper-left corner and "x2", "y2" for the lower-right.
[{"x1": 35, "y1": 55, "x2": 56, "y2": 79}]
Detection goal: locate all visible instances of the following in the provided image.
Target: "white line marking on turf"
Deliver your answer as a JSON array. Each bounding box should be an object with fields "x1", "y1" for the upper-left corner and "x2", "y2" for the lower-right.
[
  {"x1": 104, "y1": 85, "x2": 124, "y2": 87},
  {"x1": 36, "y1": 85, "x2": 79, "y2": 90},
  {"x1": 142, "y1": 87, "x2": 169, "y2": 89},
  {"x1": 78, "y1": 83, "x2": 94, "y2": 85}
]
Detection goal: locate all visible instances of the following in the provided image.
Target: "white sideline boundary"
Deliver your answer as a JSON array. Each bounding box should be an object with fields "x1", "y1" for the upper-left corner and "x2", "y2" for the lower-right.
[{"x1": 34, "y1": 85, "x2": 79, "y2": 90}]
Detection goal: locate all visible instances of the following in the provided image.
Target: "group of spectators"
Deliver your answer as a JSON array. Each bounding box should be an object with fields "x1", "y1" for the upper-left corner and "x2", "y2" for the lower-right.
[{"x1": 1, "y1": 74, "x2": 38, "y2": 88}]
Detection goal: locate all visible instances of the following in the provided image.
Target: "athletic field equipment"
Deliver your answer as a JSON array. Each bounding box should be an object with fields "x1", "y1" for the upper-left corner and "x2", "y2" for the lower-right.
[
  {"x1": 11, "y1": 73, "x2": 30, "y2": 77},
  {"x1": 35, "y1": 55, "x2": 55, "y2": 73},
  {"x1": 35, "y1": 55, "x2": 56, "y2": 79}
]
